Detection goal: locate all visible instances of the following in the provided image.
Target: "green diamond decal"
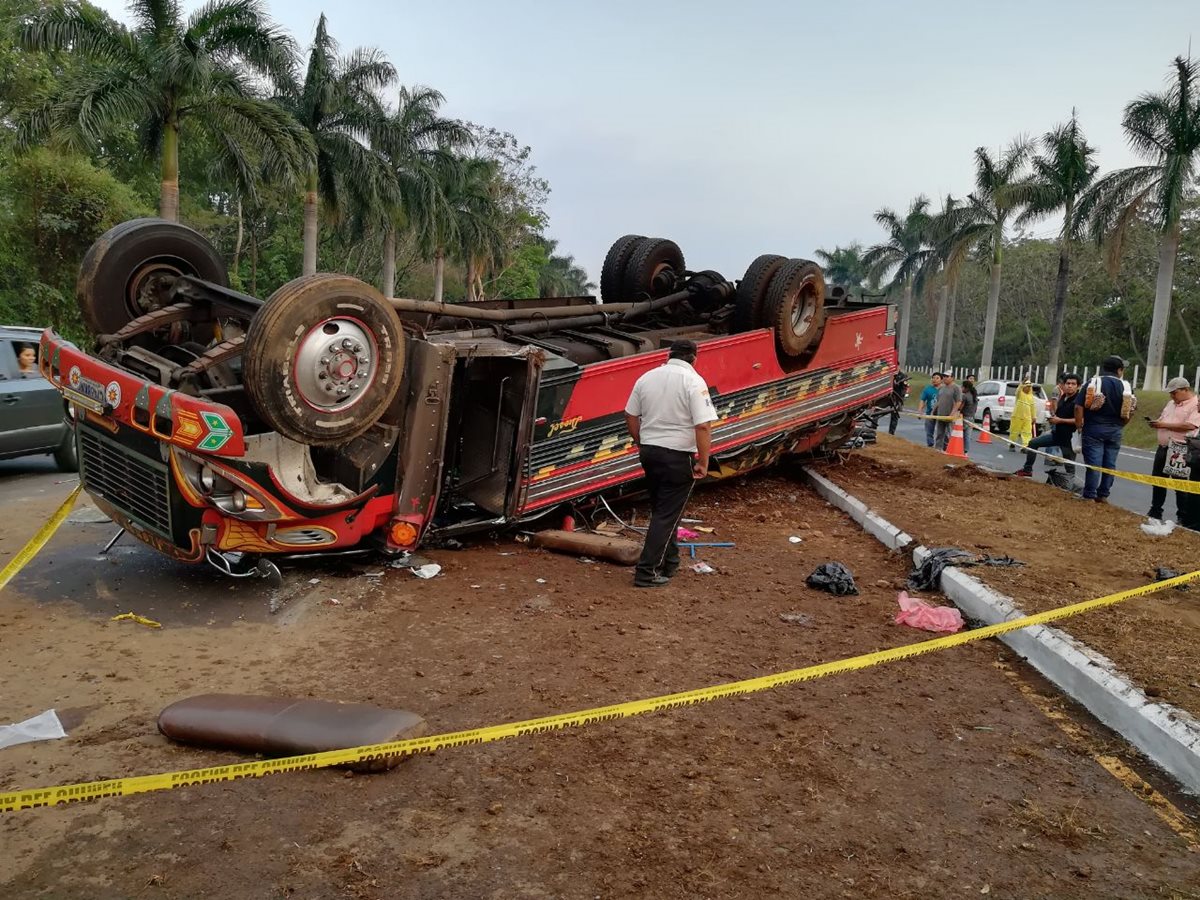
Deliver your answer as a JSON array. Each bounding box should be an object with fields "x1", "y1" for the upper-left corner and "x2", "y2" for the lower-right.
[{"x1": 198, "y1": 411, "x2": 233, "y2": 451}]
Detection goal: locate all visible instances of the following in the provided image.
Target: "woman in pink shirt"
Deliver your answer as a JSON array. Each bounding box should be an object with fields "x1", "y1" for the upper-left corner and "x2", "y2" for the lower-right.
[{"x1": 1147, "y1": 377, "x2": 1200, "y2": 526}]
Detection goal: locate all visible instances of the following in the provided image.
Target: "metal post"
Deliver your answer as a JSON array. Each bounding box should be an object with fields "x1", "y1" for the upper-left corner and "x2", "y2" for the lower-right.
[
  {"x1": 1194, "y1": 365, "x2": 1199, "y2": 392},
  {"x1": 1133, "y1": 364, "x2": 1139, "y2": 387}
]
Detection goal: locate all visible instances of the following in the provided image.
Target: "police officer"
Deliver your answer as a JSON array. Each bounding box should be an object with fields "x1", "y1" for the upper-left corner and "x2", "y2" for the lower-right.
[{"x1": 623, "y1": 339, "x2": 718, "y2": 587}]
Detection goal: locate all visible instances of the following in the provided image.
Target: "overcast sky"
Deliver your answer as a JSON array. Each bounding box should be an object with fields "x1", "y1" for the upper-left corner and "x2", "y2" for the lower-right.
[{"x1": 96, "y1": 0, "x2": 1197, "y2": 284}]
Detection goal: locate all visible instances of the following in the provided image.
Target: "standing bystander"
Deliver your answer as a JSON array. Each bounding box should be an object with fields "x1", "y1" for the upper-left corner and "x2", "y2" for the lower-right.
[
  {"x1": 920, "y1": 373, "x2": 942, "y2": 447},
  {"x1": 1016, "y1": 373, "x2": 1080, "y2": 478},
  {"x1": 624, "y1": 340, "x2": 719, "y2": 588},
  {"x1": 933, "y1": 372, "x2": 963, "y2": 451},
  {"x1": 1075, "y1": 355, "x2": 1136, "y2": 503},
  {"x1": 960, "y1": 375, "x2": 979, "y2": 453},
  {"x1": 1146, "y1": 377, "x2": 1200, "y2": 527}
]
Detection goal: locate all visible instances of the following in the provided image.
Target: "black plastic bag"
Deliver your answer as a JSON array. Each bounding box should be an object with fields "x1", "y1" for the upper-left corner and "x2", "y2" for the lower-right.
[
  {"x1": 1154, "y1": 566, "x2": 1189, "y2": 591},
  {"x1": 806, "y1": 562, "x2": 859, "y2": 596}
]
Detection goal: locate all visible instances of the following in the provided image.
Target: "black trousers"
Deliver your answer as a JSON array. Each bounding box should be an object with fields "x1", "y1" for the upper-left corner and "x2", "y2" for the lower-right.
[
  {"x1": 1021, "y1": 430, "x2": 1075, "y2": 475},
  {"x1": 636, "y1": 444, "x2": 696, "y2": 580},
  {"x1": 1149, "y1": 444, "x2": 1200, "y2": 528}
]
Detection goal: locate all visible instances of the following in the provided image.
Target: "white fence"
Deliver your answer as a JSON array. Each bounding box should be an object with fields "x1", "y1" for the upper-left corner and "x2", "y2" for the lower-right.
[{"x1": 911, "y1": 363, "x2": 1200, "y2": 391}]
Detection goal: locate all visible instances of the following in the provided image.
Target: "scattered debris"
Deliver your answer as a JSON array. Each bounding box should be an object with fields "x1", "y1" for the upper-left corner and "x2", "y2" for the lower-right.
[
  {"x1": 805, "y1": 562, "x2": 859, "y2": 596},
  {"x1": 411, "y1": 564, "x2": 442, "y2": 579},
  {"x1": 1141, "y1": 519, "x2": 1176, "y2": 537},
  {"x1": 788, "y1": 536, "x2": 803, "y2": 544},
  {"x1": 679, "y1": 541, "x2": 736, "y2": 558},
  {"x1": 535, "y1": 578, "x2": 547, "y2": 584},
  {"x1": 111, "y1": 611, "x2": 162, "y2": 629},
  {"x1": 778, "y1": 612, "x2": 813, "y2": 626},
  {"x1": 691, "y1": 562, "x2": 716, "y2": 574},
  {"x1": 1154, "y1": 566, "x2": 1190, "y2": 591},
  {"x1": 327, "y1": 598, "x2": 341, "y2": 606},
  {"x1": 693, "y1": 525, "x2": 715, "y2": 534},
  {"x1": 362, "y1": 572, "x2": 384, "y2": 578},
  {"x1": 894, "y1": 591, "x2": 964, "y2": 633},
  {"x1": 0, "y1": 709, "x2": 68, "y2": 750},
  {"x1": 676, "y1": 527, "x2": 701, "y2": 541},
  {"x1": 907, "y1": 548, "x2": 978, "y2": 591},
  {"x1": 977, "y1": 555, "x2": 1025, "y2": 568},
  {"x1": 309, "y1": 578, "x2": 322, "y2": 585},
  {"x1": 390, "y1": 553, "x2": 436, "y2": 570},
  {"x1": 532, "y1": 529, "x2": 641, "y2": 565}
]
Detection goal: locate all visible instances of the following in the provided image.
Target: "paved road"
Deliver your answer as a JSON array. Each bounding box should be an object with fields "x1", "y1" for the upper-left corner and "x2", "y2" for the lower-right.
[
  {"x1": 885, "y1": 414, "x2": 1164, "y2": 520},
  {"x1": 0, "y1": 454, "x2": 367, "y2": 625}
]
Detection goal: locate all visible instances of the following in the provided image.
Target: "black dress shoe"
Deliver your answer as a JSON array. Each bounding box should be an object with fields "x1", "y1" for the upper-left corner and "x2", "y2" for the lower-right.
[{"x1": 633, "y1": 575, "x2": 671, "y2": 588}]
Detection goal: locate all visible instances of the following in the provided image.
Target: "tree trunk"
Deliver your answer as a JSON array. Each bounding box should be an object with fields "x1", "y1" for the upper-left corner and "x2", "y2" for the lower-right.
[
  {"x1": 433, "y1": 248, "x2": 445, "y2": 302},
  {"x1": 159, "y1": 117, "x2": 180, "y2": 222},
  {"x1": 931, "y1": 283, "x2": 948, "y2": 369},
  {"x1": 231, "y1": 198, "x2": 244, "y2": 286},
  {"x1": 1175, "y1": 306, "x2": 1197, "y2": 356},
  {"x1": 1044, "y1": 242, "x2": 1070, "y2": 386},
  {"x1": 250, "y1": 232, "x2": 258, "y2": 296},
  {"x1": 944, "y1": 282, "x2": 958, "y2": 369},
  {"x1": 465, "y1": 257, "x2": 476, "y2": 301},
  {"x1": 302, "y1": 169, "x2": 319, "y2": 276},
  {"x1": 896, "y1": 280, "x2": 913, "y2": 370},
  {"x1": 979, "y1": 235, "x2": 1003, "y2": 380},
  {"x1": 381, "y1": 228, "x2": 396, "y2": 299},
  {"x1": 1142, "y1": 226, "x2": 1180, "y2": 391}
]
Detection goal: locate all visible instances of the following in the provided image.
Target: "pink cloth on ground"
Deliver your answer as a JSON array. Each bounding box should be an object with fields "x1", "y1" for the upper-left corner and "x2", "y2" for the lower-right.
[
  {"x1": 894, "y1": 591, "x2": 964, "y2": 633},
  {"x1": 676, "y1": 527, "x2": 700, "y2": 540}
]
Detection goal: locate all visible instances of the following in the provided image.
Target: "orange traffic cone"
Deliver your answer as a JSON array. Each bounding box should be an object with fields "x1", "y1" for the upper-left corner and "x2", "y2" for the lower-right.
[
  {"x1": 944, "y1": 417, "x2": 967, "y2": 459},
  {"x1": 979, "y1": 411, "x2": 993, "y2": 445}
]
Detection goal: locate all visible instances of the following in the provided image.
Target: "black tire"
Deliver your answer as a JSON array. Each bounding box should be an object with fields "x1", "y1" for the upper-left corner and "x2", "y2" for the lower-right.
[
  {"x1": 621, "y1": 238, "x2": 685, "y2": 300},
  {"x1": 599, "y1": 234, "x2": 645, "y2": 302},
  {"x1": 243, "y1": 274, "x2": 405, "y2": 446},
  {"x1": 53, "y1": 427, "x2": 78, "y2": 473},
  {"x1": 76, "y1": 218, "x2": 227, "y2": 337},
  {"x1": 764, "y1": 259, "x2": 826, "y2": 357},
  {"x1": 733, "y1": 254, "x2": 786, "y2": 332}
]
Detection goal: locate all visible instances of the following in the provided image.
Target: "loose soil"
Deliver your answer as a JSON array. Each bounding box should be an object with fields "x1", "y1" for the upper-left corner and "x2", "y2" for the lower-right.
[
  {"x1": 3, "y1": 468, "x2": 1200, "y2": 899},
  {"x1": 813, "y1": 434, "x2": 1200, "y2": 719}
]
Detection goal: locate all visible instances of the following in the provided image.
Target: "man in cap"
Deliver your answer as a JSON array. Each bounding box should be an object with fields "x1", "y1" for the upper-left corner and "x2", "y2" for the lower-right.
[
  {"x1": 1074, "y1": 355, "x2": 1135, "y2": 503},
  {"x1": 1147, "y1": 376, "x2": 1200, "y2": 527},
  {"x1": 624, "y1": 339, "x2": 719, "y2": 587}
]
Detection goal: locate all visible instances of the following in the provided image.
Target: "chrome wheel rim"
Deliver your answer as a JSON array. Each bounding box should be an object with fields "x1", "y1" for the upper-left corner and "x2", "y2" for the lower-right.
[{"x1": 293, "y1": 317, "x2": 377, "y2": 412}]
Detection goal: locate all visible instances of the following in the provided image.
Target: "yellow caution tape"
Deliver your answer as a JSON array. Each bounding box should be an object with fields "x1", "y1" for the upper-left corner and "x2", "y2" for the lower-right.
[
  {"x1": 111, "y1": 612, "x2": 162, "y2": 629},
  {"x1": 0, "y1": 484, "x2": 82, "y2": 592},
  {"x1": 4, "y1": 568, "x2": 1198, "y2": 813},
  {"x1": 900, "y1": 411, "x2": 1200, "y2": 494}
]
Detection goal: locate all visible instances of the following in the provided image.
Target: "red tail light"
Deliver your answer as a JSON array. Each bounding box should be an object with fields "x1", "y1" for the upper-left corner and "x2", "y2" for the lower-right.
[{"x1": 997, "y1": 396, "x2": 1006, "y2": 406}]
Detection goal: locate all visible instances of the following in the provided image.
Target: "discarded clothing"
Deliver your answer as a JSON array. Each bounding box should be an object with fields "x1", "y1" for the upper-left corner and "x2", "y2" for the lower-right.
[
  {"x1": 907, "y1": 548, "x2": 977, "y2": 591},
  {"x1": 977, "y1": 555, "x2": 1025, "y2": 569},
  {"x1": 894, "y1": 592, "x2": 964, "y2": 633},
  {"x1": 806, "y1": 562, "x2": 859, "y2": 596}
]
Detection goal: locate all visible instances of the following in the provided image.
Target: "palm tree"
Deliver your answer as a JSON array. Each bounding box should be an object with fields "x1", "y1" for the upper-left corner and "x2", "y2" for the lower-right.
[
  {"x1": 376, "y1": 86, "x2": 471, "y2": 298},
  {"x1": 20, "y1": 0, "x2": 308, "y2": 222},
  {"x1": 863, "y1": 197, "x2": 933, "y2": 369},
  {"x1": 1084, "y1": 56, "x2": 1200, "y2": 390},
  {"x1": 942, "y1": 139, "x2": 1031, "y2": 378},
  {"x1": 281, "y1": 14, "x2": 396, "y2": 275},
  {"x1": 418, "y1": 154, "x2": 504, "y2": 302},
  {"x1": 538, "y1": 239, "x2": 595, "y2": 297},
  {"x1": 1007, "y1": 112, "x2": 1099, "y2": 384},
  {"x1": 814, "y1": 243, "x2": 871, "y2": 290},
  {"x1": 917, "y1": 195, "x2": 979, "y2": 369}
]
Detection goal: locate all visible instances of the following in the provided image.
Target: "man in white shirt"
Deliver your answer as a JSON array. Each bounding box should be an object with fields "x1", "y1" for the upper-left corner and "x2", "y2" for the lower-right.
[{"x1": 624, "y1": 340, "x2": 719, "y2": 587}]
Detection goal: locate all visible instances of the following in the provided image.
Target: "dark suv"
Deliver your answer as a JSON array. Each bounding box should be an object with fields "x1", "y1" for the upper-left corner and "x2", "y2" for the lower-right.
[{"x1": 0, "y1": 325, "x2": 77, "y2": 471}]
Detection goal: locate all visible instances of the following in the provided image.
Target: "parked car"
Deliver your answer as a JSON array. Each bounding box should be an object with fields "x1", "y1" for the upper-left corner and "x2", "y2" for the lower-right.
[
  {"x1": 971, "y1": 380, "x2": 1048, "y2": 433},
  {"x1": 0, "y1": 325, "x2": 77, "y2": 471}
]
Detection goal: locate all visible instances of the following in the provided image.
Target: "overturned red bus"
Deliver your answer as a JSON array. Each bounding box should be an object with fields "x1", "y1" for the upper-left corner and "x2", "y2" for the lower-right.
[{"x1": 39, "y1": 220, "x2": 897, "y2": 575}]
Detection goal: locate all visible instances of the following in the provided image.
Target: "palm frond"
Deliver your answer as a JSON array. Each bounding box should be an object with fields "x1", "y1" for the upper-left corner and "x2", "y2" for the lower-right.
[{"x1": 22, "y1": 3, "x2": 140, "y2": 64}]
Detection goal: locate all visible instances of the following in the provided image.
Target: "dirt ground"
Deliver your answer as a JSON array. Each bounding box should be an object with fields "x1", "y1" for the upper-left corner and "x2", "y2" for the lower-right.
[
  {"x1": 813, "y1": 434, "x2": 1200, "y2": 718},
  {"x1": 3, "y1": 466, "x2": 1200, "y2": 899}
]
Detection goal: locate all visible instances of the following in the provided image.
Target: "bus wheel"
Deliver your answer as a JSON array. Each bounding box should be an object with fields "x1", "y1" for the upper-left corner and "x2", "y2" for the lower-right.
[
  {"x1": 243, "y1": 274, "x2": 405, "y2": 446},
  {"x1": 765, "y1": 259, "x2": 826, "y2": 357},
  {"x1": 733, "y1": 253, "x2": 785, "y2": 332},
  {"x1": 599, "y1": 234, "x2": 645, "y2": 302},
  {"x1": 77, "y1": 218, "x2": 227, "y2": 338},
  {"x1": 622, "y1": 238, "x2": 685, "y2": 299}
]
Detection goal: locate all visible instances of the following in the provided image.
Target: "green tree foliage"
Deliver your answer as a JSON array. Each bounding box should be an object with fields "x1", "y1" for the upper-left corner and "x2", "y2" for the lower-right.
[
  {"x1": 863, "y1": 197, "x2": 932, "y2": 368},
  {"x1": 0, "y1": 147, "x2": 147, "y2": 338},
  {"x1": 20, "y1": 0, "x2": 309, "y2": 221}
]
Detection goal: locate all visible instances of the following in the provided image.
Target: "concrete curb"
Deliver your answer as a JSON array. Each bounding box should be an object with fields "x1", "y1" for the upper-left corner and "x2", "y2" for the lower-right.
[{"x1": 802, "y1": 466, "x2": 1200, "y2": 796}]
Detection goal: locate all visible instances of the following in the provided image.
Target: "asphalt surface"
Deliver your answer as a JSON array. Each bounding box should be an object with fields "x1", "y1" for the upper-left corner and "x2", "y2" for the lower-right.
[
  {"x1": 886, "y1": 414, "x2": 1166, "y2": 520},
  {"x1": 0, "y1": 453, "x2": 375, "y2": 626}
]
